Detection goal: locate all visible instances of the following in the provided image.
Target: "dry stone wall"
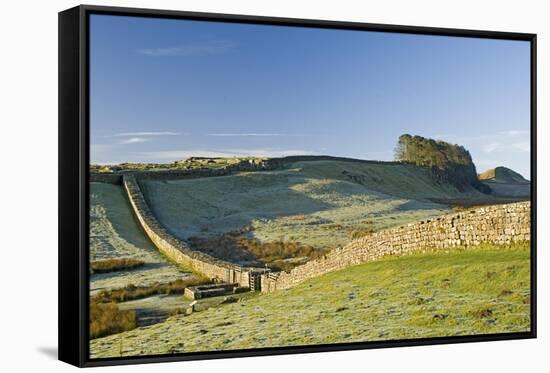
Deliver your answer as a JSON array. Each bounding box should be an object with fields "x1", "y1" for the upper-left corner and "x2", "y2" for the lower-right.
[
  {"x1": 90, "y1": 173, "x2": 122, "y2": 184},
  {"x1": 90, "y1": 155, "x2": 400, "y2": 183},
  {"x1": 105, "y1": 160, "x2": 530, "y2": 294},
  {"x1": 122, "y1": 174, "x2": 266, "y2": 286},
  {"x1": 261, "y1": 202, "x2": 531, "y2": 292}
]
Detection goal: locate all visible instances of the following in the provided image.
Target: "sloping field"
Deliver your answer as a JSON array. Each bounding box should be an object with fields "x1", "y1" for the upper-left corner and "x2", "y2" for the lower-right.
[
  {"x1": 479, "y1": 167, "x2": 530, "y2": 198},
  {"x1": 479, "y1": 166, "x2": 529, "y2": 184},
  {"x1": 140, "y1": 160, "x2": 486, "y2": 254},
  {"x1": 90, "y1": 182, "x2": 192, "y2": 293},
  {"x1": 90, "y1": 243, "x2": 530, "y2": 358},
  {"x1": 482, "y1": 181, "x2": 530, "y2": 198}
]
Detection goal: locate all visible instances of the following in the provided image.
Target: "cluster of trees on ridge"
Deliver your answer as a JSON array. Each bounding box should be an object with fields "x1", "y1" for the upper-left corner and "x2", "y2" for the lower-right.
[{"x1": 394, "y1": 134, "x2": 474, "y2": 169}]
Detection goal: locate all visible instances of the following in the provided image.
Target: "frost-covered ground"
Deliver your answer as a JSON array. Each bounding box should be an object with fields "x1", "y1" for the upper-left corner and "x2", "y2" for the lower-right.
[
  {"x1": 90, "y1": 244, "x2": 530, "y2": 358},
  {"x1": 140, "y1": 160, "x2": 466, "y2": 251},
  {"x1": 89, "y1": 182, "x2": 193, "y2": 294}
]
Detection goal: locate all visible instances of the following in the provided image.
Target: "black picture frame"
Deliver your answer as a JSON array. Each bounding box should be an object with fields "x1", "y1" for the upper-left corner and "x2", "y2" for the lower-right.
[{"x1": 59, "y1": 4, "x2": 537, "y2": 368}]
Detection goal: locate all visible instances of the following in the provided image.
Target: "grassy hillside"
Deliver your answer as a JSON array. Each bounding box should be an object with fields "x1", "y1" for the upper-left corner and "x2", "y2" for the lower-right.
[
  {"x1": 479, "y1": 167, "x2": 529, "y2": 184},
  {"x1": 90, "y1": 243, "x2": 530, "y2": 358},
  {"x1": 140, "y1": 160, "x2": 490, "y2": 265},
  {"x1": 479, "y1": 167, "x2": 530, "y2": 198},
  {"x1": 90, "y1": 182, "x2": 193, "y2": 293}
]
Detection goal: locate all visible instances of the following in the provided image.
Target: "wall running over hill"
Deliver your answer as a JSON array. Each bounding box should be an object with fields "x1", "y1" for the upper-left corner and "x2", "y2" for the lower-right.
[
  {"x1": 122, "y1": 174, "x2": 267, "y2": 287},
  {"x1": 260, "y1": 202, "x2": 531, "y2": 292},
  {"x1": 90, "y1": 155, "x2": 401, "y2": 182},
  {"x1": 104, "y1": 160, "x2": 530, "y2": 294}
]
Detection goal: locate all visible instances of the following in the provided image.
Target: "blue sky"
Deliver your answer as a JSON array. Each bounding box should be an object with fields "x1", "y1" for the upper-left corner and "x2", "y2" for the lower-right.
[{"x1": 90, "y1": 15, "x2": 531, "y2": 178}]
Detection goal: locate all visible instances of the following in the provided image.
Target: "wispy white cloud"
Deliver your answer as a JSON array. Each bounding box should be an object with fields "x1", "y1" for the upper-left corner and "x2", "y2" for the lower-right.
[
  {"x1": 482, "y1": 143, "x2": 501, "y2": 153},
  {"x1": 433, "y1": 131, "x2": 528, "y2": 144},
  {"x1": 513, "y1": 142, "x2": 530, "y2": 152},
  {"x1": 115, "y1": 131, "x2": 181, "y2": 137},
  {"x1": 137, "y1": 40, "x2": 236, "y2": 57},
  {"x1": 500, "y1": 130, "x2": 529, "y2": 136},
  {"x1": 120, "y1": 137, "x2": 149, "y2": 145},
  {"x1": 479, "y1": 141, "x2": 529, "y2": 154},
  {"x1": 207, "y1": 133, "x2": 286, "y2": 137}
]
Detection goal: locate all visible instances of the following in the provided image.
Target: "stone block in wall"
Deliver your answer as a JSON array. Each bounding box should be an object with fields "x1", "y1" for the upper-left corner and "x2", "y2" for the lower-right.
[{"x1": 266, "y1": 202, "x2": 531, "y2": 292}]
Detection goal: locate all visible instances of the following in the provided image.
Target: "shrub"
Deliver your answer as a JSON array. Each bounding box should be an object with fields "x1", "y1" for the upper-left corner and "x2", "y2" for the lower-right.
[
  {"x1": 351, "y1": 220, "x2": 375, "y2": 238},
  {"x1": 350, "y1": 228, "x2": 375, "y2": 239},
  {"x1": 90, "y1": 301, "x2": 137, "y2": 339},
  {"x1": 188, "y1": 233, "x2": 327, "y2": 272},
  {"x1": 91, "y1": 258, "x2": 145, "y2": 274}
]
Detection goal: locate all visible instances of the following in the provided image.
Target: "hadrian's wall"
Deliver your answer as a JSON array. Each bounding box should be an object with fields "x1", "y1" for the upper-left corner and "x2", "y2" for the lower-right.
[
  {"x1": 90, "y1": 155, "x2": 400, "y2": 183},
  {"x1": 91, "y1": 158, "x2": 274, "y2": 184},
  {"x1": 264, "y1": 155, "x2": 401, "y2": 168},
  {"x1": 261, "y1": 202, "x2": 531, "y2": 292},
  {"x1": 100, "y1": 159, "x2": 530, "y2": 294},
  {"x1": 122, "y1": 174, "x2": 266, "y2": 287},
  {"x1": 133, "y1": 161, "x2": 273, "y2": 180},
  {"x1": 90, "y1": 173, "x2": 122, "y2": 184}
]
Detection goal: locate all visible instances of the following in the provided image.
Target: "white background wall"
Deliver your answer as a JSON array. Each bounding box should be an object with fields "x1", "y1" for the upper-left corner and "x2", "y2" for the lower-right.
[{"x1": 0, "y1": 0, "x2": 547, "y2": 371}]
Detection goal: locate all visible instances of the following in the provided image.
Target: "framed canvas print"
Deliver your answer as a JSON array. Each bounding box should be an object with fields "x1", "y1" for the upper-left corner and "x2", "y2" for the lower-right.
[{"x1": 58, "y1": 5, "x2": 537, "y2": 367}]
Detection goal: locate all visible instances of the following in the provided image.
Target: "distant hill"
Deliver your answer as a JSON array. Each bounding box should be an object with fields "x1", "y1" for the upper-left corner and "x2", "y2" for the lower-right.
[
  {"x1": 479, "y1": 167, "x2": 530, "y2": 198},
  {"x1": 479, "y1": 167, "x2": 529, "y2": 184}
]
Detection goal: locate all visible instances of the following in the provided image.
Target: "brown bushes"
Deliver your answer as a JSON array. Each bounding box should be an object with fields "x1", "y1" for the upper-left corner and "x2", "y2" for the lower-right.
[
  {"x1": 350, "y1": 220, "x2": 375, "y2": 239},
  {"x1": 189, "y1": 232, "x2": 327, "y2": 272},
  {"x1": 90, "y1": 277, "x2": 210, "y2": 339},
  {"x1": 90, "y1": 301, "x2": 137, "y2": 339},
  {"x1": 452, "y1": 206, "x2": 468, "y2": 213},
  {"x1": 245, "y1": 239, "x2": 327, "y2": 271},
  {"x1": 350, "y1": 228, "x2": 375, "y2": 239},
  {"x1": 90, "y1": 258, "x2": 145, "y2": 274}
]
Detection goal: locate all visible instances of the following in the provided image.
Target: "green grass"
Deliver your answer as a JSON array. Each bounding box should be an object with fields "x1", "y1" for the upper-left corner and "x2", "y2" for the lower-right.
[{"x1": 90, "y1": 243, "x2": 530, "y2": 358}]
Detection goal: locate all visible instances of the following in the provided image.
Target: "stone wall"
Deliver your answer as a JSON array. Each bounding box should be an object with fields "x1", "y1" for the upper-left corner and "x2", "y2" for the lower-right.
[
  {"x1": 89, "y1": 173, "x2": 122, "y2": 184},
  {"x1": 261, "y1": 202, "x2": 531, "y2": 292},
  {"x1": 110, "y1": 160, "x2": 530, "y2": 294},
  {"x1": 90, "y1": 155, "x2": 400, "y2": 183},
  {"x1": 134, "y1": 162, "x2": 273, "y2": 180},
  {"x1": 122, "y1": 174, "x2": 267, "y2": 286},
  {"x1": 264, "y1": 155, "x2": 401, "y2": 168}
]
